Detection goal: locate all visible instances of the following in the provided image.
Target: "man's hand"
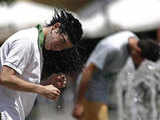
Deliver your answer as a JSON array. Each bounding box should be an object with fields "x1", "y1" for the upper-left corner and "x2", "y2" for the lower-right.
[
  {"x1": 48, "y1": 73, "x2": 67, "y2": 88},
  {"x1": 38, "y1": 85, "x2": 61, "y2": 100},
  {"x1": 41, "y1": 73, "x2": 67, "y2": 88},
  {"x1": 72, "y1": 103, "x2": 84, "y2": 119}
]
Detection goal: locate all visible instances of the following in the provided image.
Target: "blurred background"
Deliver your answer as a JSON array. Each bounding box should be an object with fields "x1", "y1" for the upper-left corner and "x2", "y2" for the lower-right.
[
  {"x1": 1, "y1": 0, "x2": 160, "y2": 120},
  {"x1": 1, "y1": 0, "x2": 160, "y2": 43},
  {"x1": 0, "y1": 0, "x2": 92, "y2": 44}
]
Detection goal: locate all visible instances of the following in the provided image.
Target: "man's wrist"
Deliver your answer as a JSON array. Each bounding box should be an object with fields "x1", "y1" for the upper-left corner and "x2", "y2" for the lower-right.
[{"x1": 33, "y1": 84, "x2": 44, "y2": 94}]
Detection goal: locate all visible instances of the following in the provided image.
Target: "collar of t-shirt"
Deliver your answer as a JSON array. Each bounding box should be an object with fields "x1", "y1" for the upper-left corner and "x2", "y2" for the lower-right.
[{"x1": 36, "y1": 24, "x2": 44, "y2": 50}]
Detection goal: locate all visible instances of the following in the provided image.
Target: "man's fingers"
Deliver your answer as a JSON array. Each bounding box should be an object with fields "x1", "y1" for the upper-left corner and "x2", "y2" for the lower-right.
[
  {"x1": 50, "y1": 90, "x2": 60, "y2": 100},
  {"x1": 47, "y1": 94, "x2": 59, "y2": 100},
  {"x1": 56, "y1": 89, "x2": 61, "y2": 95},
  {"x1": 52, "y1": 86, "x2": 61, "y2": 94},
  {"x1": 49, "y1": 73, "x2": 67, "y2": 88}
]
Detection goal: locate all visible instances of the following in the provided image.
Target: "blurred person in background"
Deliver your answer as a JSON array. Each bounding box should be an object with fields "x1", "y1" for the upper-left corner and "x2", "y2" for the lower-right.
[
  {"x1": 0, "y1": 8, "x2": 83, "y2": 120},
  {"x1": 72, "y1": 31, "x2": 160, "y2": 120}
]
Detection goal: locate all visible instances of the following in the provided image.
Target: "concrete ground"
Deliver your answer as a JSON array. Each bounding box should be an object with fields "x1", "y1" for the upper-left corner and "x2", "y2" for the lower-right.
[{"x1": 27, "y1": 81, "x2": 118, "y2": 120}]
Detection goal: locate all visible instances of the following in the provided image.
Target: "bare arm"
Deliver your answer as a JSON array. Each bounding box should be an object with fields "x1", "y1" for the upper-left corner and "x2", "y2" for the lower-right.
[
  {"x1": 76, "y1": 63, "x2": 98, "y2": 103},
  {"x1": 72, "y1": 63, "x2": 98, "y2": 119},
  {"x1": 0, "y1": 66, "x2": 60, "y2": 100}
]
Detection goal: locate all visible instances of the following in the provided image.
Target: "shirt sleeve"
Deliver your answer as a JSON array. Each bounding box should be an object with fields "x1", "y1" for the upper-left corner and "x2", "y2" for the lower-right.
[
  {"x1": 3, "y1": 38, "x2": 33, "y2": 75},
  {"x1": 86, "y1": 42, "x2": 118, "y2": 70}
]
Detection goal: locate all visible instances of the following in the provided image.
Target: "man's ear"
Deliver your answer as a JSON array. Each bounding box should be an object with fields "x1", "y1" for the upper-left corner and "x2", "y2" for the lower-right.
[{"x1": 129, "y1": 37, "x2": 141, "y2": 53}]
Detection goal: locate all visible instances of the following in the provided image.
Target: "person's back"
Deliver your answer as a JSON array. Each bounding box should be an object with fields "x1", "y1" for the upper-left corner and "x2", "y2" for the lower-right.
[
  {"x1": 84, "y1": 31, "x2": 137, "y2": 104},
  {"x1": 73, "y1": 31, "x2": 138, "y2": 120},
  {"x1": 73, "y1": 30, "x2": 160, "y2": 120}
]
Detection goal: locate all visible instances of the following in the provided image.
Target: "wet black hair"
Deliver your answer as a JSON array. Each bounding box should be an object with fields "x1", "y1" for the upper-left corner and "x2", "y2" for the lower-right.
[
  {"x1": 46, "y1": 8, "x2": 83, "y2": 45},
  {"x1": 138, "y1": 39, "x2": 160, "y2": 62},
  {"x1": 41, "y1": 47, "x2": 85, "y2": 79}
]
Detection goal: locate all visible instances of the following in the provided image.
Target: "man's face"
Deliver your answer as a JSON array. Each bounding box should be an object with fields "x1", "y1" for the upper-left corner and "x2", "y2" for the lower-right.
[
  {"x1": 45, "y1": 27, "x2": 73, "y2": 51},
  {"x1": 130, "y1": 47, "x2": 144, "y2": 69},
  {"x1": 132, "y1": 50, "x2": 144, "y2": 63}
]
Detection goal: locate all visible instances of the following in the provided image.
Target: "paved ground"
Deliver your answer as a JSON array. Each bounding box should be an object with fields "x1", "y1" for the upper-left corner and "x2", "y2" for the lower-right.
[
  {"x1": 27, "y1": 81, "x2": 75, "y2": 120},
  {"x1": 27, "y1": 81, "x2": 118, "y2": 120}
]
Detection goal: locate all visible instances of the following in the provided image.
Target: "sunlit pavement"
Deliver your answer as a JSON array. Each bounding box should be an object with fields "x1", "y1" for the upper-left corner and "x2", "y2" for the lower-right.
[
  {"x1": 27, "y1": 81, "x2": 117, "y2": 120},
  {"x1": 27, "y1": 81, "x2": 75, "y2": 120}
]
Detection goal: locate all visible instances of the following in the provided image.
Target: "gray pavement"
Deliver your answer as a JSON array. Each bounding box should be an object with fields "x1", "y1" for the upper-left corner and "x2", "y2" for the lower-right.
[
  {"x1": 27, "y1": 81, "x2": 117, "y2": 120},
  {"x1": 27, "y1": 82, "x2": 75, "y2": 120}
]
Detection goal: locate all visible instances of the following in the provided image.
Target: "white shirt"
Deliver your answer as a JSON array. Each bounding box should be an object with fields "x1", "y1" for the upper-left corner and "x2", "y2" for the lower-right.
[
  {"x1": 0, "y1": 27, "x2": 43, "y2": 120},
  {"x1": 84, "y1": 31, "x2": 138, "y2": 104}
]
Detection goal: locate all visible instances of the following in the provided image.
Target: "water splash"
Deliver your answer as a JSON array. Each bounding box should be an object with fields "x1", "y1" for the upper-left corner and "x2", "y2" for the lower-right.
[{"x1": 116, "y1": 59, "x2": 160, "y2": 120}]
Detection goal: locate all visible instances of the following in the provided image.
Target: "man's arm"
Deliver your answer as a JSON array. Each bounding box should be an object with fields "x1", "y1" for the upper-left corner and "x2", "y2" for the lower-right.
[
  {"x1": 76, "y1": 63, "x2": 98, "y2": 103},
  {"x1": 72, "y1": 63, "x2": 98, "y2": 118},
  {"x1": 0, "y1": 66, "x2": 61, "y2": 100}
]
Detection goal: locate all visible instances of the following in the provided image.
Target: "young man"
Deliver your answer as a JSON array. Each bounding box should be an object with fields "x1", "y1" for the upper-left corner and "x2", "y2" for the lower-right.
[
  {"x1": 72, "y1": 31, "x2": 160, "y2": 120},
  {"x1": 0, "y1": 8, "x2": 83, "y2": 120}
]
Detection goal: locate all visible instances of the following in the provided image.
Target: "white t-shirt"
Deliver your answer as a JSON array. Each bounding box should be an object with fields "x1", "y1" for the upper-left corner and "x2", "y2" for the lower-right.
[
  {"x1": 0, "y1": 27, "x2": 43, "y2": 120},
  {"x1": 84, "y1": 31, "x2": 138, "y2": 104}
]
